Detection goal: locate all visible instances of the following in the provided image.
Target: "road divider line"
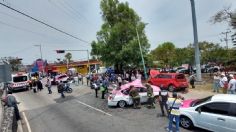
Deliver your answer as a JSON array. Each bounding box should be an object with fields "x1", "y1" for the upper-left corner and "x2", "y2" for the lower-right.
[
  {"x1": 22, "y1": 112, "x2": 32, "y2": 132},
  {"x1": 75, "y1": 100, "x2": 112, "y2": 117}
]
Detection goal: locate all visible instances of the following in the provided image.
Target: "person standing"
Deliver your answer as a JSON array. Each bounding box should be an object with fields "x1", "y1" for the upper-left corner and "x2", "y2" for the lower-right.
[
  {"x1": 94, "y1": 80, "x2": 99, "y2": 98},
  {"x1": 117, "y1": 75, "x2": 122, "y2": 87},
  {"x1": 3, "y1": 91, "x2": 21, "y2": 120},
  {"x1": 32, "y1": 79, "x2": 37, "y2": 93},
  {"x1": 166, "y1": 92, "x2": 183, "y2": 132},
  {"x1": 158, "y1": 85, "x2": 169, "y2": 117},
  {"x1": 46, "y1": 78, "x2": 52, "y2": 94},
  {"x1": 136, "y1": 72, "x2": 142, "y2": 80},
  {"x1": 78, "y1": 73, "x2": 82, "y2": 85},
  {"x1": 228, "y1": 74, "x2": 236, "y2": 94},
  {"x1": 213, "y1": 73, "x2": 220, "y2": 93},
  {"x1": 37, "y1": 79, "x2": 43, "y2": 91},
  {"x1": 131, "y1": 74, "x2": 136, "y2": 81},
  {"x1": 219, "y1": 73, "x2": 228, "y2": 94},
  {"x1": 74, "y1": 75, "x2": 79, "y2": 86},
  {"x1": 58, "y1": 81, "x2": 65, "y2": 98},
  {"x1": 86, "y1": 74, "x2": 90, "y2": 86},
  {"x1": 189, "y1": 75, "x2": 196, "y2": 88},
  {"x1": 146, "y1": 83, "x2": 155, "y2": 109},
  {"x1": 129, "y1": 85, "x2": 140, "y2": 109}
]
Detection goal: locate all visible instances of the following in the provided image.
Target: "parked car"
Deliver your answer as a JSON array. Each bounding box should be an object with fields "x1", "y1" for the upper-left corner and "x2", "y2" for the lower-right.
[
  {"x1": 148, "y1": 72, "x2": 188, "y2": 91},
  {"x1": 51, "y1": 74, "x2": 69, "y2": 85},
  {"x1": 108, "y1": 79, "x2": 160, "y2": 108},
  {"x1": 180, "y1": 94, "x2": 236, "y2": 132}
]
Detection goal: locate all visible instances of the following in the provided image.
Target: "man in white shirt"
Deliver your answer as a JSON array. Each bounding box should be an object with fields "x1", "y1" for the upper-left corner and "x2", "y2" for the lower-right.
[
  {"x1": 228, "y1": 74, "x2": 236, "y2": 94},
  {"x1": 219, "y1": 73, "x2": 228, "y2": 94}
]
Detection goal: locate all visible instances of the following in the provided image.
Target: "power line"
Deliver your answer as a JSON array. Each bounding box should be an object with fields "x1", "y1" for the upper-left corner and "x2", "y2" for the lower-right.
[
  {"x1": 47, "y1": 0, "x2": 82, "y2": 24},
  {"x1": 0, "y1": 2, "x2": 90, "y2": 44},
  {"x1": 61, "y1": 0, "x2": 87, "y2": 21}
]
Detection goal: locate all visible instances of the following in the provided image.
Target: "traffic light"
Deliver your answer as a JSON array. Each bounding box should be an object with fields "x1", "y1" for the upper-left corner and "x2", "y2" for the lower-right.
[{"x1": 56, "y1": 50, "x2": 65, "y2": 53}]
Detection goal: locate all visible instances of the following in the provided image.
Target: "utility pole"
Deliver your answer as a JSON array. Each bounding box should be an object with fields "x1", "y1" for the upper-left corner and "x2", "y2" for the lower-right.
[
  {"x1": 190, "y1": 0, "x2": 202, "y2": 81},
  {"x1": 136, "y1": 28, "x2": 147, "y2": 80},
  {"x1": 221, "y1": 29, "x2": 231, "y2": 64},
  {"x1": 221, "y1": 30, "x2": 231, "y2": 50},
  {"x1": 34, "y1": 44, "x2": 44, "y2": 74}
]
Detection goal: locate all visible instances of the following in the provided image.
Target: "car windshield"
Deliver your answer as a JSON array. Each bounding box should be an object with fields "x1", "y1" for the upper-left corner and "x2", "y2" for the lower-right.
[
  {"x1": 191, "y1": 96, "x2": 212, "y2": 107},
  {"x1": 13, "y1": 76, "x2": 28, "y2": 82}
]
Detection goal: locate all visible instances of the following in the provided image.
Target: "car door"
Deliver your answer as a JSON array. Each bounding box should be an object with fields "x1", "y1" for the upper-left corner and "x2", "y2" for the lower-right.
[
  {"x1": 138, "y1": 87, "x2": 147, "y2": 103},
  {"x1": 196, "y1": 102, "x2": 231, "y2": 132},
  {"x1": 227, "y1": 103, "x2": 236, "y2": 132},
  {"x1": 153, "y1": 74, "x2": 165, "y2": 87}
]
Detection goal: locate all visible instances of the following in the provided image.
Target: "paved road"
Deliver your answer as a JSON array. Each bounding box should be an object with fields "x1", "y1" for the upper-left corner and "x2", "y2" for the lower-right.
[{"x1": 14, "y1": 83, "x2": 207, "y2": 132}]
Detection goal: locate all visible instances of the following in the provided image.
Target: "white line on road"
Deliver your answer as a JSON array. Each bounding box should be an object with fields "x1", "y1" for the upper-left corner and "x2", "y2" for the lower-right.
[
  {"x1": 75, "y1": 100, "x2": 112, "y2": 117},
  {"x1": 22, "y1": 112, "x2": 32, "y2": 132}
]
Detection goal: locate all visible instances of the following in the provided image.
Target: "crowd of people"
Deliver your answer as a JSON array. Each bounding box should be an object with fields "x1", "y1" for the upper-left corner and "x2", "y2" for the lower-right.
[{"x1": 212, "y1": 73, "x2": 236, "y2": 94}]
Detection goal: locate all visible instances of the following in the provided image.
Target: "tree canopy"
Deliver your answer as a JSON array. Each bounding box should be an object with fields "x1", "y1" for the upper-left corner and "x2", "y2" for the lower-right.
[
  {"x1": 150, "y1": 41, "x2": 233, "y2": 68},
  {"x1": 64, "y1": 52, "x2": 72, "y2": 62},
  {"x1": 91, "y1": 0, "x2": 150, "y2": 72},
  {"x1": 210, "y1": 6, "x2": 236, "y2": 29}
]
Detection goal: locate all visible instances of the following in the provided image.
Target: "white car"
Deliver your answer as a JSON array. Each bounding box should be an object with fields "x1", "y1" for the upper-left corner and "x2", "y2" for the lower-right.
[
  {"x1": 108, "y1": 79, "x2": 160, "y2": 108},
  {"x1": 180, "y1": 94, "x2": 236, "y2": 132},
  {"x1": 51, "y1": 74, "x2": 69, "y2": 85}
]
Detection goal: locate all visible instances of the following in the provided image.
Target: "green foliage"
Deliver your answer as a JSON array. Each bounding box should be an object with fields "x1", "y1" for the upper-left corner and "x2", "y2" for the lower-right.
[
  {"x1": 91, "y1": 0, "x2": 150, "y2": 71},
  {"x1": 4, "y1": 57, "x2": 22, "y2": 71},
  {"x1": 64, "y1": 52, "x2": 72, "y2": 62},
  {"x1": 150, "y1": 41, "x2": 231, "y2": 67},
  {"x1": 151, "y1": 42, "x2": 176, "y2": 66}
]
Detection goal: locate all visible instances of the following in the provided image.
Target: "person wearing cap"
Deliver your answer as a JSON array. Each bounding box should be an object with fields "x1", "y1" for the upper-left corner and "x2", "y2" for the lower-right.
[
  {"x1": 158, "y1": 85, "x2": 169, "y2": 117},
  {"x1": 129, "y1": 85, "x2": 140, "y2": 109},
  {"x1": 166, "y1": 92, "x2": 183, "y2": 132},
  {"x1": 219, "y1": 73, "x2": 228, "y2": 94},
  {"x1": 228, "y1": 74, "x2": 236, "y2": 94}
]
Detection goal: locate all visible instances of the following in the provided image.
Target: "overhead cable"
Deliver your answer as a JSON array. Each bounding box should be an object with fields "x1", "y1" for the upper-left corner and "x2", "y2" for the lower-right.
[{"x1": 0, "y1": 2, "x2": 90, "y2": 44}]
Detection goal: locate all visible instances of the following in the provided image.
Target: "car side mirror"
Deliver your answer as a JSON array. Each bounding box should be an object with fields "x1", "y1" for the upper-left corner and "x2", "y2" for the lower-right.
[{"x1": 197, "y1": 108, "x2": 201, "y2": 114}]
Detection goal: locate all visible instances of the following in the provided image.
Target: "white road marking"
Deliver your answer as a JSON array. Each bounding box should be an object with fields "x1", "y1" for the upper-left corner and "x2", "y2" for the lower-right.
[
  {"x1": 22, "y1": 112, "x2": 32, "y2": 132},
  {"x1": 75, "y1": 100, "x2": 112, "y2": 117}
]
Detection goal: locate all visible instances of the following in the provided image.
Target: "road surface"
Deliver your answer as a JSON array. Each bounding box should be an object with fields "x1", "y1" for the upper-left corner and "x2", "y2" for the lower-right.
[{"x1": 14, "y1": 83, "x2": 207, "y2": 132}]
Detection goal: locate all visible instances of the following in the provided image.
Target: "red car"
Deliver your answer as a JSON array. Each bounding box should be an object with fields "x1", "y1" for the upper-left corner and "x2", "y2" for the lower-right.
[{"x1": 148, "y1": 72, "x2": 188, "y2": 91}]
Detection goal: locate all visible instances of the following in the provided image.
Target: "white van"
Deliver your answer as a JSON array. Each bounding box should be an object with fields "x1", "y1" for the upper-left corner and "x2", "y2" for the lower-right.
[{"x1": 9, "y1": 72, "x2": 30, "y2": 91}]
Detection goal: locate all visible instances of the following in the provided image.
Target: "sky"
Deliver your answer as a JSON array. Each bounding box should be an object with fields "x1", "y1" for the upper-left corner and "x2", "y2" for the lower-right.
[{"x1": 0, "y1": 0, "x2": 235, "y2": 65}]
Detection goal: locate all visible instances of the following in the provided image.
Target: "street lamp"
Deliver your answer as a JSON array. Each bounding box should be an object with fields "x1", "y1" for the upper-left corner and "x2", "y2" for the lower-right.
[
  {"x1": 34, "y1": 44, "x2": 43, "y2": 60},
  {"x1": 136, "y1": 28, "x2": 148, "y2": 80}
]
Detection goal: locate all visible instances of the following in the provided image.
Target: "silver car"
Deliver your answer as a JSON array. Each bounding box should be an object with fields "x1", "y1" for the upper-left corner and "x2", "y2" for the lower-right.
[{"x1": 179, "y1": 94, "x2": 236, "y2": 132}]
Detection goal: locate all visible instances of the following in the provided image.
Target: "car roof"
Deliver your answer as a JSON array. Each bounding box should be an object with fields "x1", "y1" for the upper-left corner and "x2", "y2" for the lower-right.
[
  {"x1": 159, "y1": 73, "x2": 183, "y2": 75},
  {"x1": 211, "y1": 94, "x2": 236, "y2": 103}
]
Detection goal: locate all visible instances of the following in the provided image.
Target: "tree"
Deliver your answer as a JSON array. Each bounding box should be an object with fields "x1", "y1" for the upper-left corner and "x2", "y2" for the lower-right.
[
  {"x1": 2, "y1": 57, "x2": 22, "y2": 71},
  {"x1": 150, "y1": 42, "x2": 176, "y2": 67},
  {"x1": 64, "y1": 52, "x2": 72, "y2": 62},
  {"x1": 91, "y1": 0, "x2": 150, "y2": 72},
  {"x1": 210, "y1": 6, "x2": 236, "y2": 29}
]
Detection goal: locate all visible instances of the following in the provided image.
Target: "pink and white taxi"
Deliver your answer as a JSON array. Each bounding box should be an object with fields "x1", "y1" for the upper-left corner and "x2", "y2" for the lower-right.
[
  {"x1": 179, "y1": 94, "x2": 236, "y2": 132},
  {"x1": 108, "y1": 79, "x2": 160, "y2": 108}
]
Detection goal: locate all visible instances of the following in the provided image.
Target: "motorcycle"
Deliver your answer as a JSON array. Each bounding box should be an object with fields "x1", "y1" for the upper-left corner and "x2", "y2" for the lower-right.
[{"x1": 63, "y1": 82, "x2": 73, "y2": 93}]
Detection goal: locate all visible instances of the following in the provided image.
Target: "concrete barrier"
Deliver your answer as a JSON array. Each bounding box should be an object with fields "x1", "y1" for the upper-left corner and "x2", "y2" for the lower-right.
[{"x1": 0, "y1": 83, "x2": 18, "y2": 132}]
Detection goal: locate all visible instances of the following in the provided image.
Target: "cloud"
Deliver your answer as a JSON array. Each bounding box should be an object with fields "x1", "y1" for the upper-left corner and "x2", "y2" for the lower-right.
[{"x1": 0, "y1": 0, "x2": 235, "y2": 64}]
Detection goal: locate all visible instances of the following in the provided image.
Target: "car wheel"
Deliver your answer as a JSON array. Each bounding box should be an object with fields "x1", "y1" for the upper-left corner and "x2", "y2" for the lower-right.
[
  {"x1": 118, "y1": 100, "x2": 126, "y2": 108},
  {"x1": 180, "y1": 116, "x2": 193, "y2": 129},
  {"x1": 168, "y1": 85, "x2": 175, "y2": 92}
]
